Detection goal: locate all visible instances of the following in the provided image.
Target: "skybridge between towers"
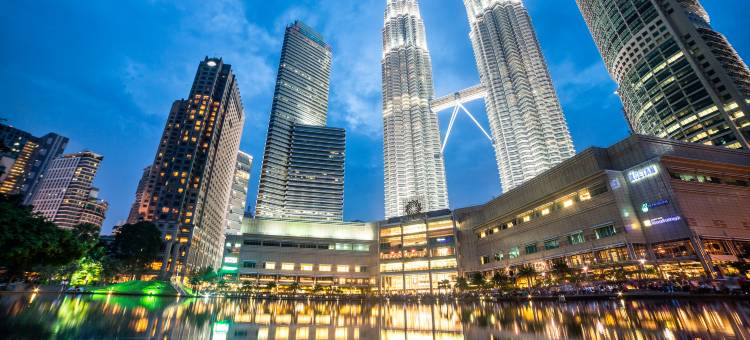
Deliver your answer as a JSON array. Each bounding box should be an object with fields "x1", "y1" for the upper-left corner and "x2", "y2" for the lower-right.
[{"x1": 432, "y1": 84, "x2": 493, "y2": 153}]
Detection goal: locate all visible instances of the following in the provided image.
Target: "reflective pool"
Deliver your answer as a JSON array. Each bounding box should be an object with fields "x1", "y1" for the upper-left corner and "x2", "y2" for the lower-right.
[{"x1": 1, "y1": 294, "x2": 749, "y2": 339}]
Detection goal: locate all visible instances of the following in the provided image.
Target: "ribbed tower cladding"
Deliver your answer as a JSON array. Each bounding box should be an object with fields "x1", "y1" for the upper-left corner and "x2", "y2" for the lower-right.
[
  {"x1": 382, "y1": 0, "x2": 449, "y2": 219},
  {"x1": 577, "y1": 0, "x2": 750, "y2": 149},
  {"x1": 255, "y1": 21, "x2": 345, "y2": 221},
  {"x1": 464, "y1": 0, "x2": 576, "y2": 193}
]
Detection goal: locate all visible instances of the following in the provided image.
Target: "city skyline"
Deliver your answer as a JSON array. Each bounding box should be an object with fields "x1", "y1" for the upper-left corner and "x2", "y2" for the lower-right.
[{"x1": 1, "y1": 0, "x2": 748, "y2": 233}]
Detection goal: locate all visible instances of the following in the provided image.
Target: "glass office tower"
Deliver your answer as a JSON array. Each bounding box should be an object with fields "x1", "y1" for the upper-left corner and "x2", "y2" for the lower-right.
[
  {"x1": 255, "y1": 21, "x2": 345, "y2": 221},
  {"x1": 577, "y1": 0, "x2": 750, "y2": 149}
]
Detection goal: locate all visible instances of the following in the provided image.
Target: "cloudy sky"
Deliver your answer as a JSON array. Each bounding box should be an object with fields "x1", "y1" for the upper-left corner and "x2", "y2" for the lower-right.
[{"x1": 2, "y1": 0, "x2": 748, "y2": 233}]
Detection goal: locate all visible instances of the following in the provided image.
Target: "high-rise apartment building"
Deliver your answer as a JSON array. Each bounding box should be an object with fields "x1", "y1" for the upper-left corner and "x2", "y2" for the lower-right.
[
  {"x1": 139, "y1": 57, "x2": 245, "y2": 277},
  {"x1": 30, "y1": 151, "x2": 108, "y2": 229},
  {"x1": 382, "y1": 0, "x2": 449, "y2": 218},
  {"x1": 0, "y1": 124, "x2": 68, "y2": 202},
  {"x1": 463, "y1": 0, "x2": 576, "y2": 193},
  {"x1": 226, "y1": 151, "x2": 252, "y2": 235},
  {"x1": 577, "y1": 0, "x2": 750, "y2": 149},
  {"x1": 126, "y1": 165, "x2": 154, "y2": 224},
  {"x1": 255, "y1": 21, "x2": 346, "y2": 221}
]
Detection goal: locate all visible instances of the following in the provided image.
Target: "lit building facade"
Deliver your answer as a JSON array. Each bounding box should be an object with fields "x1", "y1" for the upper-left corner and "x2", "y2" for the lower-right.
[
  {"x1": 377, "y1": 210, "x2": 459, "y2": 294},
  {"x1": 255, "y1": 21, "x2": 346, "y2": 221},
  {"x1": 382, "y1": 0, "x2": 449, "y2": 218},
  {"x1": 139, "y1": 57, "x2": 245, "y2": 278},
  {"x1": 126, "y1": 165, "x2": 154, "y2": 224},
  {"x1": 29, "y1": 151, "x2": 108, "y2": 228},
  {"x1": 464, "y1": 0, "x2": 576, "y2": 192},
  {"x1": 223, "y1": 218, "x2": 378, "y2": 292},
  {"x1": 0, "y1": 124, "x2": 68, "y2": 202},
  {"x1": 577, "y1": 0, "x2": 750, "y2": 149},
  {"x1": 286, "y1": 125, "x2": 345, "y2": 221},
  {"x1": 226, "y1": 151, "x2": 252, "y2": 235},
  {"x1": 456, "y1": 135, "x2": 750, "y2": 280}
]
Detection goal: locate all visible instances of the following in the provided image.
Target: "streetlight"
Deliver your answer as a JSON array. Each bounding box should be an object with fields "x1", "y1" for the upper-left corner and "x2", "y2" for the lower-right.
[{"x1": 582, "y1": 266, "x2": 589, "y2": 283}]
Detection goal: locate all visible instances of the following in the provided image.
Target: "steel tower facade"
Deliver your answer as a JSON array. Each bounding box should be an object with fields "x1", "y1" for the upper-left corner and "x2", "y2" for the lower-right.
[
  {"x1": 382, "y1": 0, "x2": 449, "y2": 218},
  {"x1": 464, "y1": 0, "x2": 576, "y2": 193}
]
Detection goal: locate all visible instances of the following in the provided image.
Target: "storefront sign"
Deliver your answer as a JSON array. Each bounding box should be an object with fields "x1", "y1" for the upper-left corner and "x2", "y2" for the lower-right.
[
  {"x1": 627, "y1": 164, "x2": 659, "y2": 183},
  {"x1": 640, "y1": 199, "x2": 669, "y2": 212},
  {"x1": 642, "y1": 215, "x2": 681, "y2": 227}
]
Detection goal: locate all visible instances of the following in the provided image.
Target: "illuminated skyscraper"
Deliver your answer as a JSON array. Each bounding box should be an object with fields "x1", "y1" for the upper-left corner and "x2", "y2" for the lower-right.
[
  {"x1": 382, "y1": 0, "x2": 449, "y2": 218},
  {"x1": 225, "y1": 151, "x2": 252, "y2": 235},
  {"x1": 139, "y1": 57, "x2": 245, "y2": 277},
  {"x1": 464, "y1": 0, "x2": 576, "y2": 192},
  {"x1": 255, "y1": 21, "x2": 345, "y2": 221},
  {"x1": 30, "y1": 151, "x2": 108, "y2": 228},
  {"x1": 577, "y1": 0, "x2": 750, "y2": 149}
]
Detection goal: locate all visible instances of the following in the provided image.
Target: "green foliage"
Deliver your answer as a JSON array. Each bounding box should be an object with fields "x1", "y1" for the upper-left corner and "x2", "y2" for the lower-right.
[
  {"x1": 0, "y1": 195, "x2": 98, "y2": 281},
  {"x1": 111, "y1": 222, "x2": 162, "y2": 278},
  {"x1": 491, "y1": 271, "x2": 511, "y2": 289},
  {"x1": 70, "y1": 258, "x2": 103, "y2": 286},
  {"x1": 470, "y1": 272, "x2": 485, "y2": 287},
  {"x1": 190, "y1": 266, "x2": 219, "y2": 286},
  {"x1": 455, "y1": 277, "x2": 469, "y2": 291}
]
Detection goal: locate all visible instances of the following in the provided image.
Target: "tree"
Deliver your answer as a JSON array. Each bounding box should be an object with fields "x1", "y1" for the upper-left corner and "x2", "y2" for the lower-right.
[
  {"x1": 289, "y1": 281, "x2": 300, "y2": 295},
  {"x1": 437, "y1": 279, "x2": 451, "y2": 294},
  {"x1": 312, "y1": 284, "x2": 323, "y2": 295},
  {"x1": 517, "y1": 266, "x2": 537, "y2": 288},
  {"x1": 111, "y1": 222, "x2": 161, "y2": 279},
  {"x1": 491, "y1": 271, "x2": 511, "y2": 290},
  {"x1": 266, "y1": 282, "x2": 277, "y2": 293},
  {"x1": 470, "y1": 272, "x2": 485, "y2": 289},
  {"x1": 0, "y1": 195, "x2": 87, "y2": 281},
  {"x1": 455, "y1": 277, "x2": 469, "y2": 292},
  {"x1": 551, "y1": 260, "x2": 573, "y2": 283}
]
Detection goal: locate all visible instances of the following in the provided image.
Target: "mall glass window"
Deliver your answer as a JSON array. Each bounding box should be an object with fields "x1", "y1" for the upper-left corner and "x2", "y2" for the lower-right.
[
  {"x1": 509, "y1": 247, "x2": 520, "y2": 259},
  {"x1": 568, "y1": 231, "x2": 585, "y2": 245},
  {"x1": 595, "y1": 224, "x2": 617, "y2": 239},
  {"x1": 544, "y1": 239, "x2": 560, "y2": 250},
  {"x1": 243, "y1": 261, "x2": 256, "y2": 268},
  {"x1": 525, "y1": 243, "x2": 538, "y2": 254}
]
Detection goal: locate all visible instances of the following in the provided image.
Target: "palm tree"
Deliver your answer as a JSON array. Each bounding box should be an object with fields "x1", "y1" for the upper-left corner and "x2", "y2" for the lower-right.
[
  {"x1": 455, "y1": 277, "x2": 469, "y2": 292},
  {"x1": 266, "y1": 282, "x2": 277, "y2": 293},
  {"x1": 551, "y1": 261, "x2": 572, "y2": 283},
  {"x1": 312, "y1": 284, "x2": 323, "y2": 295},
  {"x1": 289, "y1": 281, "x2": 300, "y2": 296},
  {"x1": 438, "y1": 279, "x2": 451, "y2": 294},
  {"x1": 470, "y1": 272, "x2": 485, "y2": 289},
  {"x1": 491, "y1": 271, "x2": 510, "y2": 290},
  {"x1": 517, "y1": 266, "x2": 537, "y2": 288}
]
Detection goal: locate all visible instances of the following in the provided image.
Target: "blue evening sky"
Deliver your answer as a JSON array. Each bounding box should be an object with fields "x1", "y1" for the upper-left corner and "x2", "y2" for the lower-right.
[{"x1": 1, "y1": 1, "x2": 748, "y2": 233}]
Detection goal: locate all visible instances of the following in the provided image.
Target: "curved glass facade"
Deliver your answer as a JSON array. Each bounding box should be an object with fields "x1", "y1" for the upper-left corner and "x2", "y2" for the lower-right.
[{"x1": 577, "y1": 0, "x2": 750, "y2": 149}]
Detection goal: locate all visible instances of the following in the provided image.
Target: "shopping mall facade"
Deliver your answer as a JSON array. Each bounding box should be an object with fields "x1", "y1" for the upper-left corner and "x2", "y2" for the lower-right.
[{"x1": 224, "y1": 135, "x2": 750, "y2": 293}]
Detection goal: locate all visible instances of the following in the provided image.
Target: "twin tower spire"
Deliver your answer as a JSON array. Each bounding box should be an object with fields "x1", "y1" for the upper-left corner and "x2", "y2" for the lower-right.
[{"x1": 381, "y1": 0, "x2": 575, "y2": 218}]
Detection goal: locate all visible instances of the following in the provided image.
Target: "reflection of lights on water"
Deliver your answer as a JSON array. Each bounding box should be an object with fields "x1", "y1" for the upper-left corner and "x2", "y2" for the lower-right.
[
  {"x1": 597, "y1": 321, "x2": 606, "y2": 334},
  {"x1": 664, "y1": 329, "x2": 676, "y2": 340}
]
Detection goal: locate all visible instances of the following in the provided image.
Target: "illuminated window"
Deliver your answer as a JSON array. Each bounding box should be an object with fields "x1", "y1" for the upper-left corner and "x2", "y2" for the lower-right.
[
  {"x1": 164, "y1": 234, "x2": 172, "y2": 241},
  {"x1": 568, "y1": 232, "x2": 585, "y2": 245},
  {"x1": 301, "y1": 264, "x2": 313, "y2": 271},
  {"x1": 563, "y1": 199, "x2": 574, "y2": 208},
  {"x1": 380, "y1": 262, "x2": 402, "y2": 272},
  {"x1": 541, "y1": 208, "x2": 550, "y2": 216},
  {"x1": 508, "y1": 247, "x2": 520, "y2": 259},
  {"x1": 403, "y1": 261, "x2": 428, "y2": 271},
  {"x1": 402, "y1": 223, "x2": 426, "y2": 235},
  {"x1": 264, "y1": 262, "x2": 276, "y2": 270},
  {"x1": 579, "y1": 188, "x2": 591, "y2": 201},
  {"x1": 281, "y1": 263, "x2": 295, "y2": 271},
  {"x1": 522, "y1": 215, "x2": 531, "y2": 222},
  {"x1": 319, "y1": 264, "x2": 331, "y2": 272},
  {"x1": 336, "y1": 265, "x2": 350, "y2": 273}
]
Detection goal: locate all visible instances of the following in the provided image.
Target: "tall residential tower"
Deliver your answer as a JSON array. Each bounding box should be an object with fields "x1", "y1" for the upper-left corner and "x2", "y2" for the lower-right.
[
  {"x1": 464, "y1": 0, "x2": 576, "y2": 192},
  {"x1": 382, "y1": 0, "x2": 449, "y2": 218},
  {"x1": 30, "y1": 151, "x2": 108, "y2": 228},
  {"x1": 136, "y1": 57, "x2": 245, "y2": 277},
  {"x1": 225, "y1": 151, "x2": 252, "y2": 235},
  {"x1": 255, "y1": 21, "x2": 346, "y2": 221},
  {"x1": 577, "y1": 0, "x2": 750, "y2": 149}
]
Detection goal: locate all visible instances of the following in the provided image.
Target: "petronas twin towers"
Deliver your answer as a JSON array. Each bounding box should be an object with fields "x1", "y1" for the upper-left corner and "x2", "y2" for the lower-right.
[{"x1": 382, "y1": 0, "x2": 575, "y2": 218}]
